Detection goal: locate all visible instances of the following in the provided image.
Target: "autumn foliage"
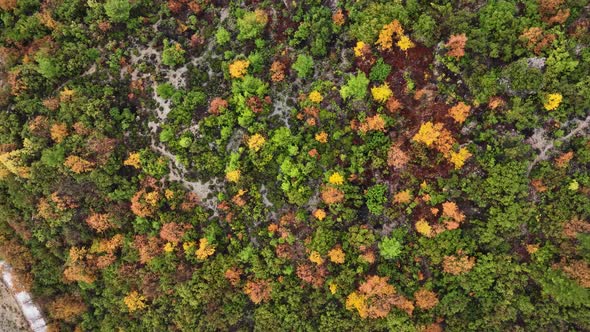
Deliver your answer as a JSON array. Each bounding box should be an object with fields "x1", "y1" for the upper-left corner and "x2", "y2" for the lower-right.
[
  {"x1": 244, "y1": 279, "x2": 272, "y2": 304},
  {"x1": 445, "y1": 34, "x2": 468, "y2": 59}
]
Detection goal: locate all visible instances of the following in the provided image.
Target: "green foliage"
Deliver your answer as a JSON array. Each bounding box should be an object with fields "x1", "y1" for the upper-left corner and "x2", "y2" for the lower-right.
[
  {"x1": 365, "y1": 184, "x2": 388, "y2": 215},
  {"x1": 104, "y1": 0, "x2": 131, "y2": 23},
  {"x1": 162, "y1": 39, "x2": 186, "y2": 67},
  {"x1": 2, "y1": 1, "x2": 589, "y2": 330},
  {"x1": 369, "y1": 58, "x2": 391, "y2": 83},
  {"x1": 292, "y1": 54, "x2": 314, "y2": 79},
  {"x1": 340, "y1": 71, "x2": 369, "y2": 101},
  {"x1": 378, "y1": 236, "x2": 402, "y2": 260},
  {"x1": 237, "y1": 11, "x2": 266, "y2": 41},
  {"x1": 216, "y1": 27, "x2": 231, "y2": 45}
]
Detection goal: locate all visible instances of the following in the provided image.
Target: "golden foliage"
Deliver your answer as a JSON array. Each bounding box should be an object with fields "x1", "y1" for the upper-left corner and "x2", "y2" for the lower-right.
[
  {"x1": 442, "y1": 254, "x2": 475, "y2": 275},
  {"x1": 86, "y1": 213, "x2": 113, "y2": 233},
  {"x1": 328, "y1": 172, "x2": 344, "y2": 185},
  {"x1": 50, "y1": 123, "x2": 68, "y2": 143},
  {"x1": 64, "y1": 156, "x2": 95, "y2": 173},
  {"x1": 371, "y1": 83, "x2": 393, "y2": 103},
  {"x1": 254, "y1": 9, "x2": 268, "y2": 25},
  {"x1": 397, "y1": 35, "x2": 415, "y2": 51},
  {"x1": 229, "y1": 60, "x2": 250, "y2": 78},
  {"x1": 308, "y1": 91, "x2": 323, "y2": 103},
  {"x1": 59, "y1": 88, "x2": 75, "y2": 102},
  {"x1": 415, "y1": 219, "x2": 432, "y2": 237},
  {"x1": 48, "y1": 295, "x2": 87, "y2": 322},
  {"x1": 313, "y1": 209, "x2": 326, "y2": 221},
  {"x1": 414, "y1": 288, "x2": 438, "y2": 310},
  {"x1": 321, "y1": 185, "x2": 345, "y2": 205},
  {"x1": 196, "y1": 238, "x2": 215, "y2": 260},
  {"x1": 446, "y1": 34, "x2": 468, "y2": 59},
  {"x1": 309, "y1": 251, "x2": 324, "y2": 265},
  {"x1": 244, "y1": 279, "x2": 272, "y2": 304},
  {"x1": 124, "y1": 291, "x2": 147, "y2": 312},
  {"x1": 0, "y1": 0, "x2": 17, "y2": 11},
  {"x1": 544, "y1": 93, "x2": 563, "y2": 111},
  {"x1": 124, "y1": 152, "x2": 141, "y2": 169},
  {"x1": 329, "y1": 282, "x2": 338, "y2": 294},
  {"x1": 376, "y1": 20, "x2": 404, "y2": 50},
  {"x1": 315, "y1": 131, "x2": 328, "y2": 143},
  {"x1": 393, "y1": 190, "x2": 412, "y2": 204},
  {"x1": 226, "y1": 169, "x2": 240, "y2": 182},
  {"x1": 328, "y1": 247, "x2": 345, "y2": 264},
  {"x1": 448, "y1": 102, "x2": 471, "y2": 124},
  {"x1": 247, "y1": 133, "x2": 266, "y2": 152},
  {"x1": 346, "y1": 275, "x2": 413, "y2": 319},
  {"x1": 354, "y1": 41, "x2": 367, "y2": 57},
  {"x1": 448, "y1": 147, "x2": 472, "y2": 169},
  {"x1": 413, "y1": 122, "x2": 442, "y2": 147}
]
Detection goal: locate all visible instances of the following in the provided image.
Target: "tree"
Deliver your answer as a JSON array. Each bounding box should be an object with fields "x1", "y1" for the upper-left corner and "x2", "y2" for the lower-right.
[
  {"x1": 292, "y1": 54, "x2": 314, "y2": 79},
  {"x1": 413, "y1": 122, "x2": 443, "y2": 147},
  {"x1": 229, "y1": 59, "x2": 250, "y2": 78},
  {"x1": 376, "y1": 20, "x2": 404, "y2": 50},
  {"x1": 340, "y1": 71, "x2": 369, "y2": 101},
  {"x1": 86, "y1": 213, "x2": 113, "y2": 233},
  {"x1": 378, "y1": 236, "x2": 402, "y2": 260},
  {"x1": 446, "y1": 34, "x2": 468, "y2": 59},
  {"x1": 123, "y1": 291, "x2": 146, "y2": 312},
  {"x1": 64, "y1": 156, "x2": 95, "y2": 173},
  {"x1": 104, "y1": 0, "x2": 131, "y2": 23},
  {"x1": 237, "y1": 10, "x2": 268, "y2": 41},
  {"x1": 162, "y1": 40, "x2": 186, "y2": 67},
  {"x1": 442, "y1": 254, "x2": 475, "y2": 275},
  {"x1": 414, "y1": 288, "x2": 438, "y2": 310},
  {"x1": 448, "y1": 102, "x2": 471, "y2": 124},
  {"x1": 371, "y1": 83, "x2": 392, "y2": 103},
  {"x1": 244, "y1": 279, "x2": 272, "y2": 304}
]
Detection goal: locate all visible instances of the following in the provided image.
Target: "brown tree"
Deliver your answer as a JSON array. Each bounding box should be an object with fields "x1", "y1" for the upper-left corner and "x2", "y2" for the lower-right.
[
  {"x1": 48, "y1": 295, "x2": 87, "y2": 322},
  {"x1": 414, "y1": 288, "x2": 439, "y2": 310},
  {"x1": 244, "y1": 279, "x2": 272, "y2": 304},
  {"x1": 86, "y1": 213, "x2": 113, "y2": 233},
  {"x1": 445, "y1": 34, "x2": 467, "y2": 59}
]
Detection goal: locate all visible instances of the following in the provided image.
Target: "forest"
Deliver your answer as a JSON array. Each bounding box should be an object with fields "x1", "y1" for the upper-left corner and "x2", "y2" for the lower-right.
[{"x1": 0, "y1": 0, "x2": 589, "y2": 331}]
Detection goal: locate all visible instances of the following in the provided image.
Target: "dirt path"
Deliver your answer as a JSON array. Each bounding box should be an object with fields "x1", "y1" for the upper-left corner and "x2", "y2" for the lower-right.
[{"x1": 0, "y1": 262, "x2": 46, "y2": 332}]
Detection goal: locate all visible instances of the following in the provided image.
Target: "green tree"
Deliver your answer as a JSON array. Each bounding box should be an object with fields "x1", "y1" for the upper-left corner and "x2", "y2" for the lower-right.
[{"x1": 104, "y1": 0, "x2": 131, "y2": 23}]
